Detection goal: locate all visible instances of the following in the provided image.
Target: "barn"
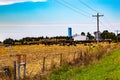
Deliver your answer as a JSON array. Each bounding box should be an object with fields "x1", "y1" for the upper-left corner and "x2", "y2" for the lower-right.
[{"x1": 73, "y1": 34, "x2": 89, "y2": 41}]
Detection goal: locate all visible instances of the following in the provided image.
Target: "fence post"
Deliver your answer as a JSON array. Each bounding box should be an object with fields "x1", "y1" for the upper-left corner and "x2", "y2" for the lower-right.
[
  {"x1": 13, "y1": 61, "x2": 16, "y2": 80},
  {"x1": 23, "y1": 64, "x2": 26, "y2": 78},
  {"x1": 42, "y1": 57, "x2": 46, "y2": 73},
  {"x1": 60, "y1": 54, "x2": 62, "y2": 66},
  {"x1": 18, "y1": 64, "x2": 20, "y2": 80},
  {"x1": 23, "y1": 55, "x2": 26, "y2": 78}
]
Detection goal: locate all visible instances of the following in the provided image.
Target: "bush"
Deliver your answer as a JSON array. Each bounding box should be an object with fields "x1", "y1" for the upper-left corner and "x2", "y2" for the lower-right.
[{"x1": 3, "y1": 38, "x2": 14, "y2": 45}]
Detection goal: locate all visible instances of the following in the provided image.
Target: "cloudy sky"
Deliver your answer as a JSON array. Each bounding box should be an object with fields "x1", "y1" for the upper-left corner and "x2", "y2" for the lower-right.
[{"x1": 0, "y1": 0, "x2": 120, "y2": 41}]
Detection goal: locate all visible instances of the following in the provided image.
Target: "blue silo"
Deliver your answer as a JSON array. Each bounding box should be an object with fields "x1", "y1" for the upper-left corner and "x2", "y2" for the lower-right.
[{"x1": 68, "y1": 27, "x2": 72, "y2": 37}]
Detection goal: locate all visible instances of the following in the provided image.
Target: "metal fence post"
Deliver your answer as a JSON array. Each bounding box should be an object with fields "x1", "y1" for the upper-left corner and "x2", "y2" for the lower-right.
[
  {"x1": 42, "y1": 57, "x2": 46, "y2": 72},
  {"x1": 18, "y1": 64, "x2": 20, "y2": 80},
  {"x1": 23, "y1": 64, "x2": 26, "y2": 78},
  {"x1": 14, "y1": 61, "x2": 16, "y2": 80}
]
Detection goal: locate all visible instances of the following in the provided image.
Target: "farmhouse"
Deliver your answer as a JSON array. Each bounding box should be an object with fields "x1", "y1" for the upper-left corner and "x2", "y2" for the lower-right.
[{"x1": 73, "y1": 34, "x2": 89, "y2": 41}]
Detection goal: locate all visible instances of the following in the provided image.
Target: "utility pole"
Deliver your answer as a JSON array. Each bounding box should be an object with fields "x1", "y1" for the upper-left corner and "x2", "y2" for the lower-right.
[
  {"x1": 92, "y1": 13, "x2": 104, "y2": 44},
  {"x1": 115, "y1": 30, "x2": 120, "y2": 42}
]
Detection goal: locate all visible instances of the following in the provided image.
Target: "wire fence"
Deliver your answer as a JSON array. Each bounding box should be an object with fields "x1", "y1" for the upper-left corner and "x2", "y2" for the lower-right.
[{"x1": 0, "y1": 43, "x2": 119, "y2": 80}]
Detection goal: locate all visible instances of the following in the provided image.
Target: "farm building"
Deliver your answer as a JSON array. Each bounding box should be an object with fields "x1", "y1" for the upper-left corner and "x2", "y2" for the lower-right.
[
  {"x1": 72, "y1": 34, "x2": 89, "y2": 41},
  {"x1": 94, "y1": 31, "x2": 102, "y2": 41}
]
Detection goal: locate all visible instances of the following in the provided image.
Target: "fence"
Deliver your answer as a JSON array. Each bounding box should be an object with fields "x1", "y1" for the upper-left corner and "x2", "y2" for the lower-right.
[
  {"x1": 40, "y1": 44, "x2": 116, "y2": 73},
  {"x1": 0, "y1": 43, "x2": 119, "y2": 80}
]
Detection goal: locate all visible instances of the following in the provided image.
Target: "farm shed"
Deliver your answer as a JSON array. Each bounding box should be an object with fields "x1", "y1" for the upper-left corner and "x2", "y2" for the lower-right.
[{"x1": 73, "y1": 34, "x2": 88, "y2": 41}]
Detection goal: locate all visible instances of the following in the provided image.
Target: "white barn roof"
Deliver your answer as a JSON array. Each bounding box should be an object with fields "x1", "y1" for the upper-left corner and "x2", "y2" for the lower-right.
[{"x1": 73, "y1": 34, "x2": 88, "y2": 41}]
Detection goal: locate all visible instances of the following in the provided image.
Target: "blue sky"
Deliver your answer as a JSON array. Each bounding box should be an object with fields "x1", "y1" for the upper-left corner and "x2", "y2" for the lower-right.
[{"x1": 0, "y1": 0, "x2": 120, "y2": 41}]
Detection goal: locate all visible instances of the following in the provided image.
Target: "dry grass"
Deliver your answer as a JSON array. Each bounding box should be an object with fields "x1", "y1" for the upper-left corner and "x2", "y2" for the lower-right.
[{"x1": 0, "y1": 42, "x2": 119, "y2": 79}]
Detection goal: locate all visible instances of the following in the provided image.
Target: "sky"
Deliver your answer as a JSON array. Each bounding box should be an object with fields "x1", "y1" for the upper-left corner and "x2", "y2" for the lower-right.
[{"x1": 0, "y1": 0, "x2": 120, "y2": 41}]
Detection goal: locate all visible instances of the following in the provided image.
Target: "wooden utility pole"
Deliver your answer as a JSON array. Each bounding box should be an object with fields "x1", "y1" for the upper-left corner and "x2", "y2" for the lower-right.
[
  {"x1": 92, "y1": 13, "x2": 104, "y2": 44},
  {"x1": 115, "y1": 30, "x2": 120, "y2": 42}
]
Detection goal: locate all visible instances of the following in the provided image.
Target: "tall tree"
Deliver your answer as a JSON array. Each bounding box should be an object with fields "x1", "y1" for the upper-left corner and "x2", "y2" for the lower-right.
[
  {"x1": 118, "y1": 34, "x2": 120, "y2": 41},
  {"x1": 81, "y1": 32, "x2": 85, "y2": 36},
  {"x1": 101, "y1": 30, "x2": 109, "y2": 40},
  {"x1": 101, "y1": 30, "x2": 116, "y2": 40},
  {"x1": 3, "y1": 38, "x2": 14, "y2": 45},
  {"x1": 87, "y1": 32, "x2": 94, "y2": 40}
]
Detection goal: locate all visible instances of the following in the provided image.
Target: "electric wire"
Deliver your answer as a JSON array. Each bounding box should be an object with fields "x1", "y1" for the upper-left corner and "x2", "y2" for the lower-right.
[
  {"x1": 103, "y1": 16, "x2": 114, "y2": 30},
  {"x1": 100, "y1": 21, "x2": 112, "y2": 32},
  {"x1": 55, "y1": 0, "x2": 91, "y2": 19},
  {"x1": 78, "y1": 0, "x2": 98, "y2": 13},
  {"x1": 78, "y1": 0, "x2": 114, "y2": 31},
  {"x1": 62, "y1": 0, "x2": 92, "y2": 15},
  {"x1": 55, "y1": 0, "x2": 113, "y2": 33}
]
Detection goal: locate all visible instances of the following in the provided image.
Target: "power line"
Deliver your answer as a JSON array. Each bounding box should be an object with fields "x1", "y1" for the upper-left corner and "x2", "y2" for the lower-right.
[
  {"x1": 78, "y1": 0, "x2": 115, "y2": 30},
  {"x1": 62, "y1": 0, "x2": 92, "y2": 15},
  {"x1": 100, "y1": 20, "x2": 113, "y2": 32},
  {"x1": 103, "y1": 16, "x2": 114, "y2": 30},
  {"x1": 54, "y1": 0, "x2": 91, "y2": 19},
  {"x1": 59, "y1": 0, "x2": 115, "y2": 37},
  {"x1": 77, "y1": 0, "x2": 112, "y2": 30},
  {"x1": 55, "y1": 0, "x2": 109, "y2": 36},
  {"x1": 99, "y1": 21, "x2": 108, "y2": 30},
  {"x1": 78, "y1": 0, "x2": 98, "y2": 13},
  {"x1": 77, "y1": 0, "x2": 110, "y2": 30},
  {"x1": 92, "y1": 13, "x2": 104, "y2": 43}
]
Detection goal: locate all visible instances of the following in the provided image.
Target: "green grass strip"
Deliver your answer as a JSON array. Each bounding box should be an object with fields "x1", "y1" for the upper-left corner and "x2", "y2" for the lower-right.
[{"x1": 45, "y1": 48, "x2": 120, "y2": 80}]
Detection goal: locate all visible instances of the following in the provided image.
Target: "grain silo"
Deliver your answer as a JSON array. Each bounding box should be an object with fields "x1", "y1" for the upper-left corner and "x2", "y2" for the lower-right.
[{"x1": 68, "y1": 27, "x2": 72, "y2": 37}]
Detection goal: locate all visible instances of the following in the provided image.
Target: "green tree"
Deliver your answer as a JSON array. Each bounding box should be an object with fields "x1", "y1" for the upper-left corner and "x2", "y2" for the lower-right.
[
  {"x1": 3, "y1": 38, "x2": 14, "y2": 45},
  {"x1": 101, "y1": 30, "x2": 116, "y2": 40},
  {"x1": 118, "y1": 34, "x2": 120, "y2": 41},
  {"x1": 87, "y1": 32, "x2": 94, "y2": 40},
  {"x1": 21, "y1": 37, "x2": 33, "y2": 42},
  {"x1": 109, "y1": 32, "x2": 116, "y2": 40},
  {"x1": 81, "y1": 32, "x2": 85, "y2": 36},
  {"x1": 101, "y1": 30, "x2": 109, "y2": 40}
]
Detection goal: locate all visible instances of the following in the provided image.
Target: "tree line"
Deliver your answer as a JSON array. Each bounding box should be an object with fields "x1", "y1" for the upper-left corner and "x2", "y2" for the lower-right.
[{"x1": 2, "y1": 30, "x2": 120, "y2": 45}]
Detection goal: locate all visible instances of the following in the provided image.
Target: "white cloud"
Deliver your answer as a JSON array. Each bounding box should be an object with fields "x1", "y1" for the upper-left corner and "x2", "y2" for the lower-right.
[{"x1": 0, "y1": 0, "x2": 47, "y2": 5}]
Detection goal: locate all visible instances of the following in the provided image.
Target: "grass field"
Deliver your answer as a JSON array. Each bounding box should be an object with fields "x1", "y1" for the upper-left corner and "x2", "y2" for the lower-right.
[
  {"x1": 0, "y1": 44, "x2": 89, "y2": 78},
  {"x1": 46, "y1": 47, "x2": 120, "y2": 80},
  {"x1": 0, "y1": 42, "x2": 119, "y2": 79}
]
